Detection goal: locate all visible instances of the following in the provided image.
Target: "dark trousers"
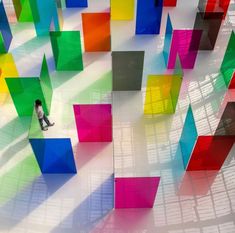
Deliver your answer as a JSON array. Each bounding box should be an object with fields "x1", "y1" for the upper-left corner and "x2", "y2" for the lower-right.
[{"x1": 39, "y1": 114, "x2": 51, "y2": 129}]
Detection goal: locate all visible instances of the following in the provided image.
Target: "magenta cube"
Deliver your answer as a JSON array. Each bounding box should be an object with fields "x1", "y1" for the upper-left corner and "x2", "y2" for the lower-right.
[
  {"x1": 73, "y1": 104, "x2": 112, "y2": 142},
  {"x1": 168, "y1": 29, "x2": 202, "y2": 69},
  {"x1": 115, "y1": 177, "x2": 160, "y2": 209}
]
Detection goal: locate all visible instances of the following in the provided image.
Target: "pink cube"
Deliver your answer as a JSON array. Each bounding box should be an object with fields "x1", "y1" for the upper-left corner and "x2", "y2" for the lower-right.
[
  {"x1": 115, "y1": 177, "x2": 160, "y2": 208},
  {"x1": 73, "y1": 104, "x2": 112, "y2": 142}
]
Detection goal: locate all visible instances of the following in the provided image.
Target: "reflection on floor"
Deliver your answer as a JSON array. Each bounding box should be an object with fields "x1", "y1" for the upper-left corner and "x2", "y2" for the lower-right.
[{"x1": 0, "y1": 0, "x2": 235, "y2": 232}]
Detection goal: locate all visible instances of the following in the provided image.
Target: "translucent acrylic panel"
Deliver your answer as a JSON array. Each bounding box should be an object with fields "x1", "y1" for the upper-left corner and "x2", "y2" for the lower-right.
[
  {"x1": 65, "y1": 0, "x2": 88, "y2": 8},
  {"x1": 215, "y1": 102, "x2": 235, "y2": 136},
  {"x1": 173, "y1": 55, "x2": 184, "y2": 76},
  {"x1": 56, "y1": 0, "x2": 64, "y2": 30},
  {"x1": 200, "y1": 0, "x2": 221, "y2": 12},
  {"x1": 28, "y1": 108, "x2": 44, "y2": 139},
  {"x1": 144, "y1": 74, "x2": 182, "y2": 114},
  {"x1": 228, "y1": 72, "x2": 235, "y2": 89},
  {"x1": 111, "y1": 0, "x2": 135, "y2": 20},
  {"x1": 220, "y1": 31, "x2": 235, "y2": 87},
  {"x1": 29, "y1": 138, "x2": 77, "y2": 173},
  {"x1": 5, "y1": 77, "x2": 49, "y2": 116},
  {"x1": 170, "y1": 74, "x2": 183, "y2": 110},
  {"x1": 115, "y1": 177, "x2": 160, "y2": 208},
  {"x1": 198, "y1": 0, "x2": 230, "y2": 19},
  {"x1": 0, "y1": 54, "x2": 18, "y2": 93},
  {"x1": 40, "y1": 56, "x2": 53, "y2": 116},
  {"x1": 193, "y1": 11, "x2": 223, "y2": 50},
  {"x1": 198, "y1": 0, "x2": 208, "y2": 11},
  {"x1": 136, "y1": 0, "x2": 163, "y2": 34},
  {"x1": 0, "y1": 2, "x2": 12, "y2": 53},
  {"x1": 217, "y1": 0, "x2": 230, "y2": 19},
  {"x1": 112, "y1": 51, "x2": 145, "y2": 90},
  {"x1": 29, "y1": 0, "x2": 62, "y2": 36},
  {"x1": 82, "y1": 13, "x2": 111, "y2": 52},
  {"x1": 12, "y1": 0, "x2": 34, "y2": 22},
  {"x1": 179, "y1": 106, "x2": 198, "y2": 169},
  {"x1": 186, "y1": 136, "x2": 235, "y2": 171},
  {"x1": 50, "y1": 31, "x2": 84, "y2": 71},
  {"x1": 73, "y1": 104, "x2": 112, "y2": 142},
  {"x1": 164, "y1": 0, "x2": 177, "y2": 6},
  {"x1": 166, "y1": 29, "x2": 202, "y2": 69},
  {"x1": 163, "y1": 15, "x2": 173, "y2": 66}
]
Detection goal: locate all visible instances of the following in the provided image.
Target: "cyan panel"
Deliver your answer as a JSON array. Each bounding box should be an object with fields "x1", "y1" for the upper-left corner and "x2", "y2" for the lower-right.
[
  {"x1": 30, "y1": 0, "x2": 61, "y2": 36},
  {"x1": 179, "y1": 106, "x2": 198, "y2": 169},
  {"x1": 163, "y1": 14, "x2": 173, "y2": 66}
]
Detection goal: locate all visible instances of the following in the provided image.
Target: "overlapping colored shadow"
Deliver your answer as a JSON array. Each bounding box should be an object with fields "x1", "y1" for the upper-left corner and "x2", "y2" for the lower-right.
[
  {"x1": 0, "y1": 154, "x2": 40, "y2": 209},
  {"x1": 0, "y1": 165, "x2": 73, "y2": 230},
  {"x1": 75, "y1": 142, "x2": 111, "y2": 170},
  {"x1": 0, "y1": 137, "x2": 28, "y2": 169},
  {"x1": 68, "y1": 71, "x2": 112, "y2": 104},
  {"x1": 0, "y1": 116, "x2": 31, "y2": 150},
  {"x1": 50, "y1": 174, "x2": 114, "y2": 233},
  {"x1": 178, "y1": 170, "x2": 218, "y2": 195},
  {"x1": 11, "y1": 36, "x2": 49, "y2": 63},
  {"x1": 91, "y1": 209, "x2": 155, "y2": 233}
]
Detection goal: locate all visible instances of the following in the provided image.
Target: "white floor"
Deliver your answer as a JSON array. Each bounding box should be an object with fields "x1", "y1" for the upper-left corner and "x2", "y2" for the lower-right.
[{"x1": 0, "y1": 0, "x2": 235, "y2": 232}]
